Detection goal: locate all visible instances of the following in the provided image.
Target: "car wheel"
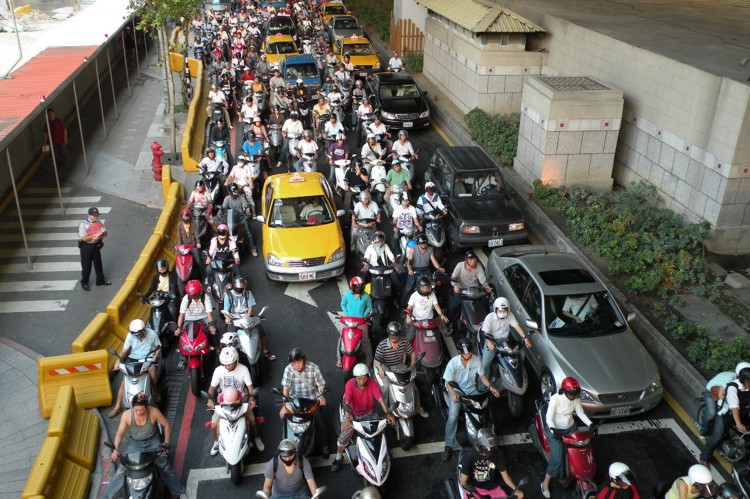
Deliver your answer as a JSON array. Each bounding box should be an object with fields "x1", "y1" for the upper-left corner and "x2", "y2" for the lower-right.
[
  {"x1": 540, "y1": 370, "x2": 556, "y2": 402},
  {"x1": 447, "y1": 229, "x2": 459, "y2": 255}
]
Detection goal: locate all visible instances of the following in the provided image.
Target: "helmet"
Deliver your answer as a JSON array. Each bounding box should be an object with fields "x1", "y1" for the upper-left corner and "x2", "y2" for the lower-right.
[
  {"x1": 373, "y1": 231, "x2": 385, "y2": 242},
  {"x1": 330, "y1": 114, "x2": 338, "y2": 120},
  {"x1": 156, "y1": 259, "x2": 168, "y2": 272},
  {"x1": 359, "y1": 190, "x2": 371, "y2": 201},
  {"x1": 217, "y1": 224, "x2": 229, "y2": 236},
  {"x1": 736, "y1": 361, "x2": 750, "y2": 381},
  {"x1": 296, "y1": 78, "x2": 303, "y2": 84},
  {"x1": 195, "y1": 179, "x2": 206, "y2": 189},
  {"x1": 465, "y1": 250, "x2": 478, "y2": 260},
  {"x1": 367, "y1": 133, "x2": 376, "y2": 141},
  {"x1": 228, "y1": 182, "x2": 240, "y2": 195},
  {"x1": 303, "y1": 129, "x2": 312, "y2": 138},
  {"x1": 186, "y1": 279, "x2": 202, "y2": 295},
  {"x1": 132, "y1": 392, "x2": 149, "y2": 407},
  {"x1": 246, "y1": 131, "x2": 256, "y2": 140},
  {"x1": 353, "y1": 363, "x2": 369, "y2": 377},
  {"x1": 416, "y1": 233, "x2": 428, "y2": 245},
  {"x1": 475, "y1": 428, "x2": 497, "y2": 457},
  {"x1": 288, "y1": 347, "x2": 306, "y2": 363},
  {"x1": 457, "y1": 337, "x2": 473, "y2": 355},
  {"x1": 219, "y1": 346, "x2": 239, "y2": 365},
  {"x1": 358, "y1": 487, "x2": 382, "y2": 499},
  {"x1": 493, "y1": 297, "x2": 510, "y2": 312},
  {"x1": 129, "y1": 319, "x2": 146, "y2": 334},
  {"x1": 608, "y1": 462, "x2": 635, "y2": 487},
  {"x1": 336, "y1": 132, "x2": 345, "y2": 140},
  {"x1": 417, "y1": 276, "x2": 432, "y2": 296},
  {"x1": 181, "y1": 208, "x2": 191, "y2": 220},
  {"x1": 355, "y1": 80, "x2": 363, "y2": 87},
  {"x1": 220, "y1": 386, "x2": 241, "y2": 404},
  {"x1": 291, "y1": 111, "x2": 299, "y2": 118},
  {"x1": 387, "y1": 321, "x2": 402, "y2": 337},
  {"x1": 206, "y1": 147, "x2": 215, "y2": 154},
  {"x1": 560, "y1": 377, "x2": 581, "y2": 398},
  {"x1": 425, "y1": 181, "x2": 436, "y2": 190},
  {"x1": 278, "y1": 438, "x2": 297, "y2": 457},
  {"x1": 688, "y1": 464, "x2": 718, "y2": 498},
  {"x1": 392, "y1": 159, "x2": 401, "y2": 167},
  {"x1": 400, "y1": 192, "x2": 409, "y2": 203},
  {"x1": 398, "y1": 130, "x2": 408, "y2": 138},
  {"x1": 220, "y1": 332, "x2": 239, "y2": 348},
  {"x1": 254, "y1": 115, "x2": 262, "y2": 122},
  {"x1": 232, "y1": 276, "x2": 246, "y2": 293},
  {"x1": 349, "y1": 276, "x2": 364, "y2": 292}
]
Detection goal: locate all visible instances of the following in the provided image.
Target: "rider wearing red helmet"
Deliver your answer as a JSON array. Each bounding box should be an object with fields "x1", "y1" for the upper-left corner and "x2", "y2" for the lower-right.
[
  {"x1": 337, "y1": 276, "x2": 373, "y2": 368},
  {"x1": 541, "y1": 376, "x2": 594, "y2": 498},
  {"x1": 176, "y1": 279, "x2": 217, "y2": 341}
]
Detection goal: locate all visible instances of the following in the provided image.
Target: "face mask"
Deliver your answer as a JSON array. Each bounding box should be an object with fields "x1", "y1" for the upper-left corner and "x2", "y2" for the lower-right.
[
  {"x1": 496, "y1": 310, "x2": 508, "y2": 319},
  {"x1": 280, "y1": 456, "x2": 296, "y2": 466}
]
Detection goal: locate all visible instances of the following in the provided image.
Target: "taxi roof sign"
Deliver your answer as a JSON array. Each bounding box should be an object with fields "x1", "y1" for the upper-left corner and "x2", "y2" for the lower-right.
[
  {"x1": 289, "y1": 173, "x2": 306, "y2": 183},
  {"x1": 350, "y1": 34, "x2": 359, "y2": 40}
]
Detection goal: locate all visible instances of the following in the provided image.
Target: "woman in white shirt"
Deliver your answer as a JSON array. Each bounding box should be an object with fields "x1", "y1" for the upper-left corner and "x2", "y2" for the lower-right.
[{"x1": 541, "y1": 376, "x2": 593, "y2": 498}]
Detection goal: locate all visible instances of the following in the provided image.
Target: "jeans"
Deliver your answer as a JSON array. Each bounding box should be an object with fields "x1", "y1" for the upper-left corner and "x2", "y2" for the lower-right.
[
  {"x1": 700, "y1": 412, "x2": 727, "y2": 462},
  {"x1": 481, "y1": 343, "x2": 498, "y2": 379},
  {"x1": 545, "y1": 423, "x2": 576, "y2": 480},
  {"x1": 241, "y1": 219, "x2": 257, "y2": 252},
  {"x1": 272, "y1": 493, "x2": 311, "y2": 499},
  {"x1": 444, "y1": 395, "x2": 463, "y2": 447},
  {"x1": 699, "y1": 389, "x2": 717, "y2": 435}
]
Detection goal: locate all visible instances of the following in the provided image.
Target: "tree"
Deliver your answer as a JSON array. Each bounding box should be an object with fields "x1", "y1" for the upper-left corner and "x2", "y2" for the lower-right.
[{"x1": 130, "y1": 0, "x2": 199, "y2": 161}]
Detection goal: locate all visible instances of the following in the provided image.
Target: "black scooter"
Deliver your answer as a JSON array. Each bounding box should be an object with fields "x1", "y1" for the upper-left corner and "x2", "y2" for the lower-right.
[
  {"x1": 439, "y1": 381, "x2": 494, "y2": 447},
  {"x1": 483, "y1": 331, "x2": 532, "y2": 418},
  {"x1": 137, "y1": 291, "x2": 177, "y2": 351},
  {"x1": 103, "y1": 442, "x2": 166, "y2": 499},
  {"x1": 272, "y1": 386, "x2": 331, "y2": 457},
  {"x1": 368, "y1": 264, "x2": 395, "y2": 330}
]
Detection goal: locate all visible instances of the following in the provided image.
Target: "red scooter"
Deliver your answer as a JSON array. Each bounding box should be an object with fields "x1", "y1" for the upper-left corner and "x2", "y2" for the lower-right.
[
  {"x1": 174, "y1": 244, "x2": 199, "y2": 295},
  {"x1": 337, "y1": 315, "x2": 366, "y2": 381},
  {"x1": 528, "y1": 400, "x2": 598, "y2": 499},
  {"x1": 178, "y1": 320, "x2": 212, "y2": 396}
]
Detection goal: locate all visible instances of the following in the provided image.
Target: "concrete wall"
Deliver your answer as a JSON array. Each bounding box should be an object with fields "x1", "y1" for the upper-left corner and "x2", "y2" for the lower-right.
[{"x1": 393, "y1": 0, "x2": 428, "y2": 33}]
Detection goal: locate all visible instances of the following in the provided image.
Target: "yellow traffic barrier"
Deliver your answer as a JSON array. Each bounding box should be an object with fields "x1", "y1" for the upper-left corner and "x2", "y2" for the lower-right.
[
  {"x1": 161, "y1": 164, "x2": 173, "y2": 201},
  {"x1": 107, "y1": 279, "x2": 148, "y2": 341},
  {"x1": 181, "y1": 59, "x2": 206, "y2": 172},
  {"x1": 168, "y1": 52, "x2": 185, "y2": 72},
  {"x1": 71, "y1": 313, "x2": 123, "y2": 369},
  {"x1": 22, "y1": 436, "x2": 91, "y2": 499},
  {"x1": 187, "y1": 57, "x2": 200, "y2": 78},
  {"x1": 37, "y1": 350, "x2": 111, "y2": 418},
  {"x1": 47, "y1": 385, "x2": 100, "y2": 471}
]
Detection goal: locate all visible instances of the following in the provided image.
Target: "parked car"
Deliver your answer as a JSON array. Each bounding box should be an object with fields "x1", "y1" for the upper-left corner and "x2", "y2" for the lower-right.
[
  {"x1": 485, "y1": 245, "x2": 663, "y2": 419},
  {"x1": 364, "y1": 72, "x2": 430, "y2": 129},
  {"x1": 327, "y1": 15, "x2": 365, "y2": 44},
  {"x1": 423, "y1": 146, "x2": 527, "y2": 252}
]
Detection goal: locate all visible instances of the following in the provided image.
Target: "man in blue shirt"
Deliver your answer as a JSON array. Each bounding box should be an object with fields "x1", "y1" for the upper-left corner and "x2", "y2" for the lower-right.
[
  {"x1": 337, "y1": 276, "x2": 373, "y2": 368},
  {"x1": 223, "y1": 276, "x2": 276, "y2": 361}
]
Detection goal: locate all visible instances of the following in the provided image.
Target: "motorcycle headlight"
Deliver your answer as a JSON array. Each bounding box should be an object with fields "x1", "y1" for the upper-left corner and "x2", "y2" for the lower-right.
[
  {"x1": 461, "y1": 225, "x2": 480, "y2": 234},
  {"x1": 267, "y1": 253, "x2": 284, "y2": 266},
  {"x1": 127, "y1": 474, "x2": 153, "y2": 491},
  {"x1": 579, "y1": 389, "x2": 598, "y2": 404},
  {"x1": 380, "y1": 111, "x2": 396, "y2": 120},
  {"x1": 329, "y1": 247, "x2": 345, "y2": 262},
  {"x1": 195, "y1": 340, "x2": 207, "y2": 352},
  {"x1": 508, "y1": 222, "x2": 525, "y2": 231},
  {"x1": 288, "y1": 420, "x2": 312, "y2": 434},
  {"x1": 419, "y1": 110, "x2": 429, "y2": 119},
  {"x1": 645, "y1": 376, "x2": 662, "y2": 395},
  {"x1": 183, "y1": 343, "x2": 193, "y2": 353}
]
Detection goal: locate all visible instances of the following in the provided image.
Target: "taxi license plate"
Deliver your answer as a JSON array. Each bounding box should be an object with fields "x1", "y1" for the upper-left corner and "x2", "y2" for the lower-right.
[
  {"x1": 610, "y1": 406, "x2": 631, "y2": 416},
  {"x1": 359, "y1": 71, "x2": 368, "y2": 77},
  {"x1": 299, "y1": 272, "x2": 316, "y2": 281},
  {"x1": 403, "y1": 121, "x2": 413, "y2": 128},
  {"x1": 488, "y1": 238, "x2": 504, "y2": 248}
]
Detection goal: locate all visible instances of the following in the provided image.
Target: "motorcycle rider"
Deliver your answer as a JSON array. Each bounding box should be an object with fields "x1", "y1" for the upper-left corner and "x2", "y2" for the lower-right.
[
  {"x1": 177, "y1": 208, "x2": 205, "y2": 280},
  {"x1": 269, "y1": 67, "x2": 286, "y2": 93},
  {"x1": 223, "y1": 276, "x2": 275, "y2": 360},
  {"x1": 143, "y1": 259, "x2": 179, "y2": 322},
  {"x1": 279, "y1": 348, "x2": 330, "y2": 458},
  {"x1": 241, "y1": 130, "x2": 264, "y2": 161},
  {"x1": 210, "y1": 119, "x2": 232, "y2": 161},
  {"x1": 175, "y1": 279, "x2": 218, "y2": 344},
  {"x1": 361, "y1": 133, "x2": 386, "y2": 166},
  {"x1": 350, "y1": 190, "x2": 380, "y2": 250},
  {"x1": 327, "y1": 131, "x2": 350, "y2": 186},
  {"x1": 361, "y1": 231, "x2": 398, "y2": 277},
  {"x1": 368, "y1": 114, "x2": 392, "y2": 151},
  {"x1": 207, "y1": 348, "x2": 265, "y2": 455},
  {"x1": 279, "y1": 111, "x2": 304, "y2": 168},
  {"x1": 262, "y1": 439, "x2": 320, "y2": 498},
  {"x1": 459, "y1": 428, "x2": 525, "y2": 499},
  {"x1": 405, "y1": 275, "x2": 449, "y2": 342},
  {"x1": 312, "y1": 95, "x2": 331, "y2": 135},
  {"x1": 331, "y1": 363, "x2": 395, "y2": 472},
  {"x1": 373, "y1": 322, "x2": 428, "y2": 418},
  {"x1": 188, "y1": 178, "x2": 218, "y2": 231},
  {"x1": 449, "y1": 250, "x2": 493, "y2": 327},
  {"x1": 385, "y1": 159, "x2": 412, "y2": 206},
  {"x1": 402, "y1": 233, "x2": 443, "y2": 308},
  {"x1": 108, "y1": 319, "x2": 162, "y2": 418},
  {"x1": 105, "y1": 393, "x2": 186, "y2": 499},
  {"x1": 206, "y1": 83, "x2": 233, "y2": 128},
  {"x1": 326, "y1": 84, "x2": 344, "y2": 110},
  {"x1": 323, "y1": 114, "x2": 345, "y2": 148},
  {"x1": 205, "y1": 223, "x2": 241, "y2": 282},
  {"x1": 294, "y1": 130, "x2": 319, "y2": 173},
  {"x1": 416, "y1": 181, "x2": 448, "y2": 217},
  {"x1": 480, "y1": 297, "x2": 532, "y2": 378},
  {"x1": 343, "y1": 159, "x2": 369, "y2": 201},
  {"x1": 597, "y1": 462, "x2": 640, "y2": 499},
  {"x1": 701, "y1": 362, "x2": 750, "y2": 466},
  {"x1": 391, "y1": 129, "x2": 418, "y2": 160},
  {"x1": 388, "y1": 51, "x2": 403, "y2": 71},
  {"x1": 337, "y1": 276, "x2": 373, "y2": 368},
  {"x1": 541, "y1": 376, "x2": 594, "y2": 498},
  {"x1": 221, "y1": 182, "x2": 258, "y2": 257},
  {"x1": 199, "y1": 147, "x2": 230, "y2": 182},
  {"x1": 664, "y1": 464, "x2": 718, "y2": 499},
  {"x1": 273, "y1": 86, "x2": 293, "y2": 115},
  {"x1": 390, "y1": 191, "x2": 421, "y2": 254},
  {"x1": 443, "y1": 338, "x2": 500, "y2": 462}
]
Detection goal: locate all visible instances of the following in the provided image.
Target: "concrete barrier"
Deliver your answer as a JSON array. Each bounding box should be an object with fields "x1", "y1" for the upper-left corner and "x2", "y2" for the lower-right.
[
  {"x1": 181, "y1": 59, "x2": 207, "y2": 172},
  {"x1": 46, "y1": 385, "x2": 100, "y2": 471},
  {"x1": 22, "y1": 436, "x2": 91, "y2": 499},
  {"x1": 37, "y1": 350, "x2": 111, "y2": 418}
]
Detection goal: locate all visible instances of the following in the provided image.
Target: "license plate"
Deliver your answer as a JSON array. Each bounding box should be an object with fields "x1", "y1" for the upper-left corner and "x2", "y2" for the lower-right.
[
  {"x1": 298, "y1": 272, "x2": 316, "y2": 281},
  {"x1": 359, "y1": 72, "x2": 367, "y2": 77},
  {"x1": 488, "y1": 238, "x2": 504, "y2": 248},
  {"x1": 610, "y1": 406, "x2": 631, "y2": 416},
  {"x1": 403, "y1": 121, "x2": 413, "y2": 128}
]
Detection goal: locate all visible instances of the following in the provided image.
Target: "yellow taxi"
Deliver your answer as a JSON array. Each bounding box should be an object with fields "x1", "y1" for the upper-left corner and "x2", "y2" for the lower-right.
[
  {"x1": 256, "y1": 172, "x2": 346, "y2": 281},
  {"x1": 334, "y1": 35, "x2": 380, "y2": 73},
  {"x1": 263, "y1": 33, "x2": 299, "y2": 66},
  {"x1": 321, "y1": 2, "x2": 348, "y2": 23}
]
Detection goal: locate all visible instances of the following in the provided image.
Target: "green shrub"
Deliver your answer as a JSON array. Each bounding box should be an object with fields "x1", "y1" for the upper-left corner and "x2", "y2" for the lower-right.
[
  {"x1": 403, "y1": 51, "x2": 423, "y2": 72},
  {"x1": 346, "y1": 0, "x2": 390, "y2": 41},
  {"x1": 464, "y1": 108, "x2": 519, "y2": 166}
]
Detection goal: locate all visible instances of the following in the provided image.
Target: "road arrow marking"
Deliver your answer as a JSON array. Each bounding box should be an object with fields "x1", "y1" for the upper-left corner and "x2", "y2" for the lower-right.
[{"x1": 283, "y1": 281, "x2": 327, "y2": 307}]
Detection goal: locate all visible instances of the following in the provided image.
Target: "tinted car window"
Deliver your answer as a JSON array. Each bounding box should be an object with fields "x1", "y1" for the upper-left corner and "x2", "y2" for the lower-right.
[
  {"x1": 545, "y1": 291, "x2": 626, "y2": 336},
  {"x1": 521, "y1": 282, "x2": 542, "y2": 325},
  {"x1": 538, "y1": 268, "x2": 596, "y2": 286},
  {"x1": 504, "y1": 264, "x2": 530, "y2": 299}
]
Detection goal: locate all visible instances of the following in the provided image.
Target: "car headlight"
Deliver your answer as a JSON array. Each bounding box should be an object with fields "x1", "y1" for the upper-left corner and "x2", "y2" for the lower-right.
[
  {"x1": 380, "y1": 111, "x2": 396, "y2": 120},
  {"x1": 508, "y1": 222, "x2": 525, "y2": 231},
  {"x1": 645, "y1": 376, "x2": 662, "y2": 395},
  {"x1": 127, "y1": 474, "x2": 153, "y2": 491},
  {"x1": 419, "y1": 110, "x2": 429, "y2": 119},
  {"x1": 579, "y1": 389, "x2": 598, "y2": 403},
  {"x1": 461, "y1": 225, "x2": 480, "y2": 234},
  {"x1": 330, "y1": 247, "x2": 345, "y2": 262},
  {"x1": 267, "y1": 253, "x2": 284, "y2": 266}
]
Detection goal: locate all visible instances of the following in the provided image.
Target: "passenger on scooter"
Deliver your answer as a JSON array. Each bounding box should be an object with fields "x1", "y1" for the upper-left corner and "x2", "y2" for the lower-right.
[
  {"x1": 541, "y1": 376, "x2": 594, "y2": 498},
  {"x1": 207, "y1": 349, "x2": 265, "y2": 455},
  {"x1": 385, "y1": 160, "x2": 412, "y2": 206},
  {"x1": 144, "y1": 259, "x2": 179, "y2": 321},
  {"x1": 391, "y1": 129, "x2": 418, "y2": 160},
  {"x1": 177, "y1": 208, "x2": 205, "y2": 279},
  {"x1": 405, "y1": 275, "x2": 449, "y2": 342},
  {"x1": 350, "y1": 190, "x2": 380, "y2": 250},
  {"x1": 596, "y1": 462, "x2": 639, "y2": 499},
  {"x1": 416, "y1": 182, "x2": 448, "y2": 216},
  {"x1": 480, "y1": 297, "x2": 532, "y2": 378},
  {"x1": 188, "y1": 179, "x2": 217, "y2": 230},
  {"x1": 223, "y1": 277, "x2": 276, "y2": 360},
  {"x1": 459, "y1": 428, "x2": 525, "y2": 499},
  {"x1": 279, "y1": 111, "x2": 304, "y2": 168},
  {"x1": 337, "y1": 277, "x2": 373, "y2": 368},
  {"x1": 262, "y1": 439, "x2": 321, "y2": 498},
  {"x1": 108, "y1": 319, "x2": 162, "y2": 418},
  {"x1": 294, "y1": 130, "x2": 319, "y2": 173},
  {"x1": 105, "y1": 393, "x2": 187, "y2": 499},
  {"x1": 390, "y1": 191, "x2": 421, "y2": 254},
  {"x1": 664, "y1": 464, "x2": 718, "y2": 499},
  {"x1": 221, "y1": 182, "x2": 258, "y2": 257},
  {"x1": 331, "y1": 363, "x2": 395, "y2": 472},
  {"x1": 176, "y1": 279, "x2": 218, "y2": 342},
  {"x1": 449, "y1": 251, "x2": 492, "y2": 327},
  {"x1": 373, "y1": 322, "x2": 428, "y2": 418},
  {"x1": 443, "y1": 338, "x2": 500, "y2": 462},
  {"x1": 205, "y1": 224, "x2": 241, "y2": 282},
  {"x1": 279, "y1": 348, "x2": 330, "y2": 457},
  {"x1": 402, "y1": 234, "x2": 443, "y2": 308},
  {"x1": 700, "y1": 362, "x2": 750, "y2": 466}
]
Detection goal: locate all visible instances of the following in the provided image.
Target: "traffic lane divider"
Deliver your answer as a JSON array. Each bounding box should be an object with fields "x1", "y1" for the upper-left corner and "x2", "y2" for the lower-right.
[
  {"x1": 37, "y1": 349, "x2": 112, "y2": 418},
  {"x1": 46, "y1": 385, "x2": 100, "y2": 471},
  {"x1": 22, "y1": 435, "x2": 91, "y2": 499},
  {"x1": 71, "y1": 312, "x2": 122, "y2": 370}
]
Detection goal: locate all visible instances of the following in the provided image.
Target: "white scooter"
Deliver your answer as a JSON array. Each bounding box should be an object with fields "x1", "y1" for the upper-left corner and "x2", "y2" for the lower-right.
[
  {"x1": 367, "y1": 159, "x2": 387, "y2": 207},
  {"x1": 384, "y1": 183, "x2": 406, "y2": 218},
  {"x1": 338, "y1": 400, "x2": 392, "y2": 490},
  {"x1": 374, "y1": 357, "x2": 422, "y2": 451},
  {"x1": 107, "y1": 348, "x2": 162, "y2": 410},
  {"x1": 256, "y1": 486, "x2": 327, "y2": 499},
  {"x1": 221, "y1": 306, "x2": 268, "y2": 385}
]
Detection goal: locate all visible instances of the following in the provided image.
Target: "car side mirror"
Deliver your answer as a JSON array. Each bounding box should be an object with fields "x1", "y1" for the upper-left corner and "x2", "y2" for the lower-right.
[
  {"x1": 255, "y1": 215, "x2": 265, "y2": 223},
  {"x1": 627, "y1": 312, "x2": 636, "y2": 323},
  {"x1": 336, "y1": 209, "x2": 345, "y2": 217},
  {"x1": 525, "y1": 319, "x2": 539, "y2": 331},
  {"x1": 421, "y1": 90, "x2": 428, "y2": 97}
]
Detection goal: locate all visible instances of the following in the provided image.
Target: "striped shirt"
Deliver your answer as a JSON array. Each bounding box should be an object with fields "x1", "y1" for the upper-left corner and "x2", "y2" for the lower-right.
[
  {"x1": 374, "y1": 338, "x2": 413, "y2": 368},
  {"x1": 179, "y1": 294, "x2": 213, "y2": 321},
  {"x1": 281, "y1": 361, "x2": 326, "y2": 399}
]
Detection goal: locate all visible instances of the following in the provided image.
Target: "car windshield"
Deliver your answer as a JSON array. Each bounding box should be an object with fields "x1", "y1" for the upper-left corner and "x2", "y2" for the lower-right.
[
  {"x1": 268, "y1": 41, "x2": 297, "y2": 54},
  {"x1": 453, "y1": 171, "x2": 508, "y2": 198},
  {"x1": 285, "y1": 63, "x2": 318, "y2": 80},
  {"x1": 269, "y1": 195, "x2": 335, "y2": 227},
  {"x1": 379, "y1": 82, "x2": 420, "y2": 99},
  {"x1": 346, "y1": 43, "x2": 374, "y2": 56},
  {"x1": 268, "y1": 18, "x2": 292, "y2": 29},
  {"x1": 545, "y1": 291, "x2": 626, "y2": 336},
  {"x1": 325, "y1": 5, "x2": 346, "y2": 15},
  {"x1": 335, "y1": 18, "x2": 358, "y2": 29}
]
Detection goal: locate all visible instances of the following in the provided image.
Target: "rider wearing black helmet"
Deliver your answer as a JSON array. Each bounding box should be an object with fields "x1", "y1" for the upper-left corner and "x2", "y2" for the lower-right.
[
  {"x1": 405, "y1": 274, "x2": 448, "y2": 342},
  {"x1": 261, "y1": 438, "x2": 321, "y2": 498},
  {"x1": 449, "y1": 250, "x2": 492, "y2": 328},
  {"x1": 221, "y1": 179, "x2": 258, "y2": 257},
  {"x1": 460, "y1": 428, "x2": 526, "y2": 498},
  {"x1": 143, "y1": 258, "x2": 179, "y2": 322},
  {"x1": 402, "y1": 231, "x2": 444, "y2": 308}
]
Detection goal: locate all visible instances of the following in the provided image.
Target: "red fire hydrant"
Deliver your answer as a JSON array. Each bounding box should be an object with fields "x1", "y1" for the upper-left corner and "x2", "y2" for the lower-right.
[{"x1": 151, "y1": 141, "x2": 164, "y2": 181}]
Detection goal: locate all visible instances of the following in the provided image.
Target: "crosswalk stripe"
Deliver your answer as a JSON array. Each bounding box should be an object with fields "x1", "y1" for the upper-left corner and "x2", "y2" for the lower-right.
[
  {"x1": 0, "y1": 281, "x2": 78, "y2": 292},
  {"x1": 0, "y1": 220, "x2": 82, "y2": 229},
  {"x1": 0, "y1": 233, "x2": 79, "y2": 242},
  {"x1": 24, "y1": 187, "x2": 73, "y2": 194},
  {"x1": 0, "y1": 300, "x2": 69, "y2": 313},
  {"x1": 6, "y1": 207, "x2": 112, "y2": 216},
  {"x1": 0, "y1": 247, "x2": 79, "y2": 257},
  {"x1": 18, "y1": 196, "x2": 102, "y2": 204},
  {"x1": 0, "y1": 262, "x2": 81, "y2": 273}
]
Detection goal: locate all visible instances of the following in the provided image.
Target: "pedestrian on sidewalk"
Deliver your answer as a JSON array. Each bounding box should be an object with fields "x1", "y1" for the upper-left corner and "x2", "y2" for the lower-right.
[
  {"x1": 77, "y1": 207, "x2": 111, "y2": 291},
  {"x1": 42, "y1": 108, "x2": 68, "y2": 164}
]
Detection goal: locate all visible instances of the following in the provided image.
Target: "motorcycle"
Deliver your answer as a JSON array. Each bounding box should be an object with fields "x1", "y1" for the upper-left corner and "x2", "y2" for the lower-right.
[
  {"x1": 107, "y1": 348, "x2": 162, "y2": 410},
  {"x1": 395, "y1": 225, "x2": 418, "y2": 262},
  {"x1": 300, "y1": 151, "x2": 318, "y2": 172},
  {"x1": 731, "y1": 461, "x2": 750, "y2": 498},
  {"x1": 244, "y1": 156, "x2": 263, "y2": 199},
  {"x1": 174, "y1": 243, "x2": 201, "y2": 296},
  {"x1": 367, "y1": 159, "x2": 388, "y2": 207},
  {"x1": 178, "y1": 320, "x2": 212, "y2": 396},
  {"x1": 272, "y1": 386, "x2": 331, "y2": 456},
  {"x1": 446, "y1": 459, "x2": 528, "y2": 499},
  {"x1": 696, "y1": 402, "x2": 750, "y2": 462},
  {"x1": 529, "y1": 400, "x2": 598, "y2": 498},
  {"x1": 253, "y1": 90, "x2": 267, "y2": 117},
  {"x1": 354, "y1": 217, "x2": 377, "y2": 259},
  {"x1": 368, "y1": 265, "x2": 394, "y2": 329},
  {"x1": 207, "y1": 251, "x2": 236, "y2": 305},
  {"x1": 395, "y1": 151, "x2": 418, "y2": 182},
  {"x1": 408, "y1": 312, "x2": 447, "y2": 390},
  {"x1": 454, "y1": 285, "x2": 491, "y2": 341},
  {"x1": 374, "y1": 359, "x2": 422, "y2": 451},
  {"x1": 104, "y1": 441, "x2": 166, "y2": 499},
  {"x1": 338, "y1": 401, "x2": 392, "y2": 490},
  {"x1": 286, "y1": 131, "x2": 302, "y2": 171},
  {"x1": 331, "y1": 157, "x2": 352, "y2": 196},
  {"x1": 337, "y1": 314, "x2": 368, "y2": 381},
  {"x1": 268, "y1": 124, "x2": 283, "y2": 165},
  {"x1": 221, "y1": 306, "x2": 268, "y2": 386},
  {"x1": 419, "y1": 206, "x2": 447, "y2": 261},
  {"x1": 483, "y1": 330, "x2": 533, "y2": 418},
  {"x1": 189, "y1": 204, "x2": 212, "y2": 249},
  {"x1": 137, "y1": 291, "x2": 177, "y2": 350},
  {"x1": 384, "y1": 183, "x2": 406, "y2": 219},
  {"x1": 184, "y1": 66, "x2": 194, "y2": 102},
  {"x1": 198, "y1": 164, "x2": 226, "y2": 210},
  {"x1": 256, "y1": 486, "x2": 327, "y2": 499},
  {"x1": 330, "y1": 97, "x2": 345, "y2": 125},
  {"x1": 440, "y1": 381, "x2": 494, "y2": 447},
  {"x1": 296, "y1": 96, "x2": 311, "y2": 128},
  {"x1": 212, "y1": 139, "x2": 230, "y2": 165}
]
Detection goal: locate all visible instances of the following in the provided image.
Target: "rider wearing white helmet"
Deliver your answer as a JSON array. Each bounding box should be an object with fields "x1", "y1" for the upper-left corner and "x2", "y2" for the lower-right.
[
  {"x1": 597, "y1": 462, "x2": 639, "y2": 498},
  {"x1": 665, "y1": 463, "x2": 718, "y2": 499},
  {"x1": 479, "y1": 297, "x2": 532, "y2": 377}
]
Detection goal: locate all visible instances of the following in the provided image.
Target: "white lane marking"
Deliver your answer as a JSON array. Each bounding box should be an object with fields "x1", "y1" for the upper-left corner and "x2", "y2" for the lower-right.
[
  {"x1": 0, "y1": 300, "x2": 69, "y2": 313},
  {"x1": 23, "y1": 187, "x2": 73, "y2": 194},
  {"x1": 0, "y1": 233, "x2": 79, "y2": 242},
  {"x1": 0, "y1": 220, "x2": 82, "y2": 229},
  {"x1": 19, "y1": 196, "x2": 102, "y2": 204},
  {"x1": 0, "y1": 281, "x2": 78, "y2": 292},
  {"x1": 7, "y1": 207, "x2": 112, "y2": 215},
  {"x1": 0, "y1": 262, "x2": 81, "y2": 273},
  {"x1": 184, "y1": 417, "x2": 723, "y2": 497},
  {"x1": 283, "y1": 281, "x2": 328, "y2": 307},
  {"x1": 0, "y1": 247, "x2": 80, "y2": 257}
]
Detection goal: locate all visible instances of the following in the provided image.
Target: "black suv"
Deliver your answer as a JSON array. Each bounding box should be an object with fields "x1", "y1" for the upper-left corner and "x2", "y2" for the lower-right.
[{"x1": 424, "y1": 146, "x2": 527, "y2": 252}]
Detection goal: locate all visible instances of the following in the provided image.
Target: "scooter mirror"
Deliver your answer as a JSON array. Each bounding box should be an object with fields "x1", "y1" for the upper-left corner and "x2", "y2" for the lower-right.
[
  {"x1": 312, "y1": 486, "x2": 327, "y2": 497},
  {"x1": 258, "y1": 306, "x2": 269, "y2": 316},
  {"x1": 200, "y1": 390, "x2": 211, "y2": 400},
  {"x1": 107, "y1": 348, "x2": 119, "y2": 357},
  {"x1": 255, "y1": 215, "x2": 265, "y2": 223},
  {"x1": 271, "y1": 387, "x2": 282, "y2": 395},
  {"x1": 255, "y1": 492, "x2": 271, "y2": 499}
]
